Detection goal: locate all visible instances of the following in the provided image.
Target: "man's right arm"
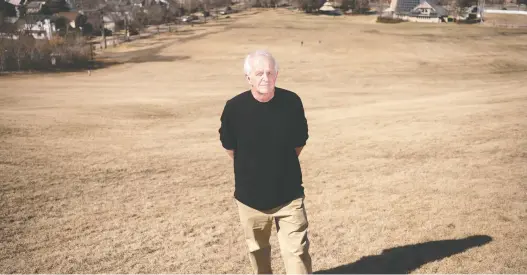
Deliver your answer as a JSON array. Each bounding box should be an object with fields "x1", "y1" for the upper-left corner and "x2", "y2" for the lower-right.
[
  {"x1": 292, "y1": 95, "x2": 309, "y2": 154},
  {"x1": 219, "y1": 100, "x2": 237, "y2": 158}
]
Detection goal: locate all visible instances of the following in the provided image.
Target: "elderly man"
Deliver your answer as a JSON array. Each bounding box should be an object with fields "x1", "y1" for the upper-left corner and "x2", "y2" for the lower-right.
[{"x1": 218, "y1": 50, "x2": 312, "y2": 274}]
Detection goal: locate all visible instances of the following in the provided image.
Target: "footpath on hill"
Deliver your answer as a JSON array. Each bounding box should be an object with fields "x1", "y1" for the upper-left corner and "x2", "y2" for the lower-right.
[{"x1": 93, "y1": 10, "x2": 261, "y2": 66}]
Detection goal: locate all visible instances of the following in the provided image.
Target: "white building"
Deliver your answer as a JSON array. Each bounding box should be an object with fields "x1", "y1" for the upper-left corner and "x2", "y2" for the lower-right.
[
  {"x1": 408, "y1": 0, "x2": 447, "y2": 21},
  {"x1": 319, "y1": 0, "x2": 336, "y2": 11},
  {"x1": 386, "y1": 0, "x2": 448, "y2": 22},
  {"x1": 24, "y1": 18, "x2": 55, "y2": 39}
]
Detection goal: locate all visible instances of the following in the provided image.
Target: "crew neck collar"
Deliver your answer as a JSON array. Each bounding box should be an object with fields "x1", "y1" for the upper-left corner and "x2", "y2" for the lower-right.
[{"x1": 249, "y1": 88, "x2": 279, "y2": 104}]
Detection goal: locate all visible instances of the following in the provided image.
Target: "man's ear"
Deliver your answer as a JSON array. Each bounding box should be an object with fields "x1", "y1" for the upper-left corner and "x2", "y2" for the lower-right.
[{"x1": 245, "y1": 75, "x2": 251, "y2": 84}]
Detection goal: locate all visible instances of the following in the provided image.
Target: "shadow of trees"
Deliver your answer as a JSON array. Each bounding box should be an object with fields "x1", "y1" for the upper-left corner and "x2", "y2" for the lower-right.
[{"x1": 315, "y1": 235, "x2": 492, "y2": 274}]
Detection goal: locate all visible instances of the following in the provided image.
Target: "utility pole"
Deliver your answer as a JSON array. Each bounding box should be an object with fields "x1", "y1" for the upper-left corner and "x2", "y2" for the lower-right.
[
  {"x1": 100, "y1": 9, "x2": 107, "y2": 49},
  {"x1": 379, "y1": 0, "x2": 383, "y2": 18},
  {"x1": 482, "y1": 0, "x2": 485, "y2": 23},
  {"x1": 124, "y1": 12, "x2": 129, "y2": 41},
  {"x1": 204, "y1": 0, "x2": 207, "y2": 23},
  {"x1": 478, "y1": 0, "x2": 484, "y2": 24}
]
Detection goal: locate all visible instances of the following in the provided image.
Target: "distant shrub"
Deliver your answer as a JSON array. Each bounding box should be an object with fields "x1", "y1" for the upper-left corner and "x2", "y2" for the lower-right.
[
  {"x1": 376, "y1": 16, "x2": 405, "y2": 23},
  {"x1": 457, "y1": 17, "x2": 482, "y2": 24},
  {"x1": 0, "y1": 35, "x2": 92, "y2": 73}
]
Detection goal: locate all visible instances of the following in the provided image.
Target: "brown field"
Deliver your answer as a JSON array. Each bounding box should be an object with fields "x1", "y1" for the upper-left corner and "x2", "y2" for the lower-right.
[
  {"x1": 1, "y1": 9, "x2": 527, "y2": 273},
  {"x1": 484, "y1": 13, "x2": 527, "y2": 27}
]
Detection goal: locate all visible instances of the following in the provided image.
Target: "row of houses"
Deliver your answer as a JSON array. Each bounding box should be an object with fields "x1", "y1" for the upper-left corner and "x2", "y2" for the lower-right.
[
  {"x1": 310, "y1": 0, "x2": 453, "y2": 20},
  {"x1": 384, "y1": 0, "x2": 524, "y2": 22},
  {"x1": 316, "y1": 0, "x2": 524, "y2": 23},
  {"x1": 0, "y1": 0, "x2": 194, "y2": 39}
]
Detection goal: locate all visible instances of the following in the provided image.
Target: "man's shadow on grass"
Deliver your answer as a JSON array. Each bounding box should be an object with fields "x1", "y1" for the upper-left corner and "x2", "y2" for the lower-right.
[{"x1": 315, "y1": 235, "x2": 492, "y2": 274}]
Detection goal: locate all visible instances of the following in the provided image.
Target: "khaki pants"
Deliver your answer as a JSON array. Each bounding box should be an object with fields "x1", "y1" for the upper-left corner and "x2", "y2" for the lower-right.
[{"x1": 235, "y1": 196, "x2": 312, "y2": 274}]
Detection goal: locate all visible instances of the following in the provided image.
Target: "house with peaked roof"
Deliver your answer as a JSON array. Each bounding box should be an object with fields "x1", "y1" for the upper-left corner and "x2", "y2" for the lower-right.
[
  {"x1": 319, "y1": 0, "x2": 335, "y2": 11},
  {"x1": 318, "y1": 0, "x2": 342, "y2": 15},
  {"x1": 386, "y1": 0, "x2": 449, "y2": 22},
  {"x1": 409, "y1": 0, "x2": 447, "y2": 18},
  {"x1": 387, "y1": 0, "x2": 420, "y2": 15}
]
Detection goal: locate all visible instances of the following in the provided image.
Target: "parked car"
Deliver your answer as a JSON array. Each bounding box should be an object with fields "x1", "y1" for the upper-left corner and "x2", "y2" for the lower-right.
[
  {"x1": 219, "y1": 7, "x2": 233, "y2": 14},
  {"x1": 181, "y1": 15, "x2": 198, "y2": 22}
]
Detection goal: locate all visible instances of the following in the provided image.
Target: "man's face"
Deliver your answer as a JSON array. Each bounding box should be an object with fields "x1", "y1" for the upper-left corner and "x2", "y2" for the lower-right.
[{"x1": 246, "y1": 55, "x2": 278, "y2": 94}]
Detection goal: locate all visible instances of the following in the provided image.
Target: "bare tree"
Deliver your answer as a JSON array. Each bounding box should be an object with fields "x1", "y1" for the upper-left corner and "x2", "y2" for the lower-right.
[
  {"x1": 184, "y1": 0, "x2": 203, "y2": 13},
  {"x1": 165, "y1": 0, "x2": 183, "y2": 31},
  {"x1": 146, "y1": 4, "x2": 166, "y2": 33},
  {"x1": 202, "y1": 0, "x2": 227, "y2": 9},
  {"x1": 0, "y1": 38, "x2": 5, "y2": 72},
  {"x1": 109, "y1": 2, "x2": 132, "y2": 41},
  {"x1": 1, "y1": 0, "x2": 18, "y2": 18},
  {"x1": 354, "y1": 0, "x2": 369, "y2": 12},
  {"x1": 0, "y1": 0, "x2": 6, "y2": 20},
  {"x1": 253, "y1": 0, "x2": 277, "y2": 7},
  {"x1": 458, "y1": 0, "x2": 476, "y2": 14},
  {"x1": 0, "y1": 4, "x2": 6, "y2": 30},
  {"x1": 293, "y1": 0, "x2": 321, "y2": 12},
  {"x1": 448, "y1": 0, "x2": 460, "y2": 18},
  {"x1": 340, "y1": 0, "x2": 354, "y2": 12},
  {"x1": 78, "y1": 0, "x2": 106, "y2": 10},
  {"x1": 447, "y1": 0, "x2": 476, "y2": 18},
  {"x1": 130, "y1": 6, "x2": 149, "y2": 30},
  {"x1": 44, "y1": 0, "x2": 70, "y2": 13}
]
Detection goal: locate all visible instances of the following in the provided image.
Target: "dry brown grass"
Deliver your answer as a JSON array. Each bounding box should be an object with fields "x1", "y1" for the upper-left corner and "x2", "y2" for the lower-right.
[
  {"x1": 484, "y1": 13, "x2": 527, "y2": 27},
  {"x1": 1, "y1": 9, "x2": 526, "y2": 273}
]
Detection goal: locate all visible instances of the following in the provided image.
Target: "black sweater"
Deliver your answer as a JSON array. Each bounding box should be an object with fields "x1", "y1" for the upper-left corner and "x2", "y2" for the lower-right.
[{"x1": 219, "y1": 87, "x2": 309, "y2": 210}]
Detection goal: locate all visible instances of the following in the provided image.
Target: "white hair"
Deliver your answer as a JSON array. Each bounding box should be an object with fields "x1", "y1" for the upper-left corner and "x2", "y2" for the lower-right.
[{"x1": 243, "y1": 50, "x2": 279, "y2": 76}]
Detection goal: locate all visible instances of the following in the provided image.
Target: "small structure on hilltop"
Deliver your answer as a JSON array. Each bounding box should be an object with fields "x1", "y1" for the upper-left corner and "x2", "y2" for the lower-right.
[
  {"x1": 408, "y1": 0, "x2": 448, "y2": 22},
  {"x1": 318, "y1": 0, "x2": 342, "y2": 15}
]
